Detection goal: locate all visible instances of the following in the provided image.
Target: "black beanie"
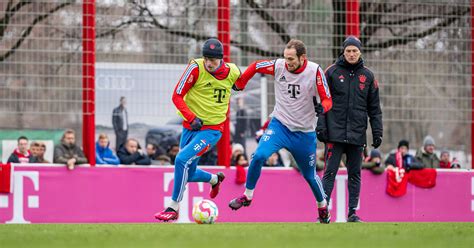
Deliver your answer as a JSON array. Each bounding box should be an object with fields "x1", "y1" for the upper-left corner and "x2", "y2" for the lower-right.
[
  {"x1": 202, "y1": 38, "x2": 224, "y2": 59},
  {"x1": 343, "y1": 36, "x2": 362, "y2": 51},
  {"x1": 398, "y1": 139, "x2": 409, "y2": 149}
]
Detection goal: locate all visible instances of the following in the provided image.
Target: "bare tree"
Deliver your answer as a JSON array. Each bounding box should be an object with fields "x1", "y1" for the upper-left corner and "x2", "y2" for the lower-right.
[
  {"x1": 359, "y1": 2, "x2": 470, "y2": 51},
  {"x1": 0, "y1": 0, "x2": 74, "y2": 62}
]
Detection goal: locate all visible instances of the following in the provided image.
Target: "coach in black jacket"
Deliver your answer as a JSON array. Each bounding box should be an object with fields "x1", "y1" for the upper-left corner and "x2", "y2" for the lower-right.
[{"x1": 316, "y1": 36, "x2": 383, "y2": 222}]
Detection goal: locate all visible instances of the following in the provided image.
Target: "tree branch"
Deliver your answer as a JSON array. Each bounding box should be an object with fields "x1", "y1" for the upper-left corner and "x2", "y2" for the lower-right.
[
  {"x1": 245, "y1": 0, "x2": 291, "y2": 43},
  {"x1": 360, "y1": 3, "x2": 386, "y2": 46},
  {"x1": 98, "y1": 2, "x2": 282, "y2": 58},
  {"x1": 0, "y1": 0, "x2": 33, "y2": 38},
  {"x1": 9, "y1": 0, "x2": 33, "y2": 13},
  {"x1": 380, "y1": 15, "x2": 443, "y2": 26},
  {"x1": 96, "y1": 19, "x2": 151, "y2": 38},
  {"x1": 0, "y1": 1, "x2": 73, "y2": 62},
  {"x1": 364, "y1": 8, "x2": 470, "y2": 50},
  {"x1": 231, "y1": 40, "x2": 281, "y2": 57}
]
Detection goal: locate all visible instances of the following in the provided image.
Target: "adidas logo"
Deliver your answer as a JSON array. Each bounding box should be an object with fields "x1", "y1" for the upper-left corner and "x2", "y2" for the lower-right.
[
  {"x1": 205, "y1": 82, "x2": 212, "y2": 87},
  {"x1": 279, "y1": 75, "x2": 287, "y2": 82}
]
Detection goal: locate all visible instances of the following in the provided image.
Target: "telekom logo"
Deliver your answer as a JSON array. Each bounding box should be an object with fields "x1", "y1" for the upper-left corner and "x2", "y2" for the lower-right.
[
  {"x1": 0, "y1": 171, "x2": 40, "y2": 224},
  {"x1": 163, "y1": 172, "x2": 204, "y2": 223}
]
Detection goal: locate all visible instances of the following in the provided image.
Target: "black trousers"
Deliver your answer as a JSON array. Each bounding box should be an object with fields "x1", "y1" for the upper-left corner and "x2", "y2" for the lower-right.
[
  {"x1": 115, "y1": 129, "x2": 128, "y2": 150},
  {"x1": 322, "y1": 142, "x2": 364, "y2": 215}
]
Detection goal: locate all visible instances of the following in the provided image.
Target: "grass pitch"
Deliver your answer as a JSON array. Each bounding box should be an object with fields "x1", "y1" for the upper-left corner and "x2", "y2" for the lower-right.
[{"x1": 0, "y1": 222, "x2": 472, "y2": 248}]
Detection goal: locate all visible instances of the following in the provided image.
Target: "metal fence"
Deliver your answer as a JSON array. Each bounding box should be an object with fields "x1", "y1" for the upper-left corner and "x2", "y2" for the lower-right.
[{"x1": 0, "y1": 0, "x2": 472, "y2": 165}]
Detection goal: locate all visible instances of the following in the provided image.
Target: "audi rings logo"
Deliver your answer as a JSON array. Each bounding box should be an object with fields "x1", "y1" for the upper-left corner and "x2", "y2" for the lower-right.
[{"x1": 96, "y1": 75, "x2": 135, "y2": 90}]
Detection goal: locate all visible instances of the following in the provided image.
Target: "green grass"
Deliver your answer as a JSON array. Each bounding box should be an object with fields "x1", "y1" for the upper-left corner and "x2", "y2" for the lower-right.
[{"x1": 0, "y1": 223, "x2": 473, "y2": 248}]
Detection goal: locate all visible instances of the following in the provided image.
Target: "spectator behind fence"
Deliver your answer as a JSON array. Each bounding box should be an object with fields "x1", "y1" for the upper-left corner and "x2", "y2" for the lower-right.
[
  {"x1": 54, "y1": 129, "x2": 88, "y2": 170},
  {"x1": 96, "y1": 133, "x2": 120, "y2": 165},
  {"x1": 231, "y1": 143, "x2": 245, "y2": 165},
  {"x1": 147, "y1": 143, "x2": 171, "y2": 165},
  {"x1": 146, "y1": 143, "x2": 166, "y2": 160},
  {"x1": 362, "y1": 149, "x2": 384, "y2": 175},
  {"x1": 146, "y1": 143, "x2": 158, "y2": 160},
  {"x1": 30, "y1": 141, "x2": 40, "y2": 158},
  {"x1": 233, "y1": 153, "x2": 249, "y2": 185},
  {"x1": 112, "y1": 96, "x2": 128, "y2": 150},
  {"x1": 232, "y1": 153, "x2": 249, "y2": 167},
  {"x1": 117, "y1": 138, "x2": 151, "y2": 165},
  {"x1": 451, "y1": 158, "x2": 461, "y2": 169},
  {"x1": 7, "y1": 136, "x2": 37, "y2": 163},
  {"x1": 35, "y1": 142, "x2": 50, "y2": 163},
  {"x1": 264, "y1": 152, "x2": 284, "y2": 167},
  {"x1": 439, "y1": 150, "x2": 461, "y2": 169},
  {"x1": 415, "y1": 135, "x2": 440, "y2": 168},
  {"x1": 167, "y1": 144, "x2": 179, "y2": 165},
  {"x1": 439, "y1": 150, "x2": 451, "y2": 169},
  {"x1": 385, "y1": 140, "x2": 423, "y2": 171}
]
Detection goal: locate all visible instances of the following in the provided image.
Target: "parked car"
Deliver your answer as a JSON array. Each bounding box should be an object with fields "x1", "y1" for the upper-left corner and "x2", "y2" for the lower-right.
[{"x1": 145, "y1": 118, "x2": 182, "y2": 151}]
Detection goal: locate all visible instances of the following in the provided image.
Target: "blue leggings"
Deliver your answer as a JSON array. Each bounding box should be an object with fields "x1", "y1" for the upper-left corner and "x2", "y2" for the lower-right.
[
  {"x1": 246, "y1": 118, "x2": 326, "y2": 202},
  {"x1": 172, "y1": 128, "x2": 222, "y2": 202}
]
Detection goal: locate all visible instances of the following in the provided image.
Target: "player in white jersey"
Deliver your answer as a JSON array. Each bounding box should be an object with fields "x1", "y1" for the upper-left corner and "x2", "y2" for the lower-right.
[{"x1": 228, "y1": 39, "x2": 333, "y2": 223}]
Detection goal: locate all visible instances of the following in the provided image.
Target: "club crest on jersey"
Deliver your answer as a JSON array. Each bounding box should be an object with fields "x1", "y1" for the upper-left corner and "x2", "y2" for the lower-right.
[
  {"x1": 279, "y1": 75, "x2": 287, "y2": 82},
  {"x1": 359, "y1": 74, "x2": 366, "y2": 83},
  {"x1": 188, "y1": 75, "x2": 194, "y2": 83},
  {"x1": 205, "y1": 82, "x2": 212, "y2": 87}
]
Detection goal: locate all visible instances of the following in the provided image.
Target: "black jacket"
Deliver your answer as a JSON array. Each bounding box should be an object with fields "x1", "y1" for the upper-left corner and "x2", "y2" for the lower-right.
[
  {"x1": 117, "y1": 145, "x2": 151, "y2": 165},
  {"x1": 7, "y1": 150, "x2": 37, "y2": 163},
  {"x1": 385, "y1": 153, "x2": 423, "y2": 171},
  {"x1": 112, "y1": 106, "x2": 128, "y2": 132},
  {"x1": 317, "y1": 56, "x2": 382, "y2": 146}
]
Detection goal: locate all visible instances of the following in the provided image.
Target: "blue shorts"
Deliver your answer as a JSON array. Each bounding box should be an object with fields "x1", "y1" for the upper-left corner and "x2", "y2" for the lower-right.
[
  {"x1": 171, "y1": 128, "x2": 222, "y2": 202},
  {"x1": 246, "y1": 118, "x2": 326, "y2": 202}
]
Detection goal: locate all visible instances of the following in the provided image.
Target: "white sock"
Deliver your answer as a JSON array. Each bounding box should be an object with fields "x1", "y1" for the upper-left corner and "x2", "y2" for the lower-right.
[
  {"x1": 317, "y1": 199, "x2": 327, "y2": 208},
  {"x1": 244, "y1": 188, "x2": 254, "y2": 200},
  {"x1": 169, "y1": 200, "x2": 179, "y2": 211},
  {"x1": 209, "y1": 174, "x2": 218, "y2": 185}
]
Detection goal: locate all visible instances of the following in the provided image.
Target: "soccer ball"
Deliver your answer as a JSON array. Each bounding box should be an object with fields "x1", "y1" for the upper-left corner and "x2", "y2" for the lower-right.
[{"x1": 192, "y1": 199, "x2": 219, "y2": 224}]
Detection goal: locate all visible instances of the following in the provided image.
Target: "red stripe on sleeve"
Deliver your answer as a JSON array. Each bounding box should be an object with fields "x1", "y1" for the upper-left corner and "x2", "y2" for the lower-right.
[
  {"x1": 316, "y1": 67, "x2": 333, "y2": 113},
  {"x1": 234, "y1": 60, "x2": 275, "y2": 90},
  {"x1": 172, "y1": 64, "x2": 200, "y2": 122}
]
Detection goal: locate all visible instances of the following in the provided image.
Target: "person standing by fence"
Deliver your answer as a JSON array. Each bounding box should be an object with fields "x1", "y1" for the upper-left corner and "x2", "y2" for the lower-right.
[{"x1": 317, "y1": 36, "x2": 383, "y2": 223}]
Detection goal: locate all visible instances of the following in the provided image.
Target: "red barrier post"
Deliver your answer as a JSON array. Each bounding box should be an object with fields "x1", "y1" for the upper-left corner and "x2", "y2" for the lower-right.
[
  {"x1": 217, "y1": 0, "x2": 231, "y2": 167},
  {"x1": 345, "y1": 0, "x2": 360, "y2": 37},
  {"x1": 82, "y1": 0, "x2": 96, "y2": 166}
]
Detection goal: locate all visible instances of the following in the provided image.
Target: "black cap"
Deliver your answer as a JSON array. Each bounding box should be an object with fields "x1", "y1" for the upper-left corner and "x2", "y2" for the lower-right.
[
  {"x1": 343, "y1": 36, "x2": 362, "y2": 51},
  {"x1": 202, "y1": 38, "x2": 224, "y2": 59},
  {"x1": 398, "y1": 139, "x2": 409, "y2": 149}
]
